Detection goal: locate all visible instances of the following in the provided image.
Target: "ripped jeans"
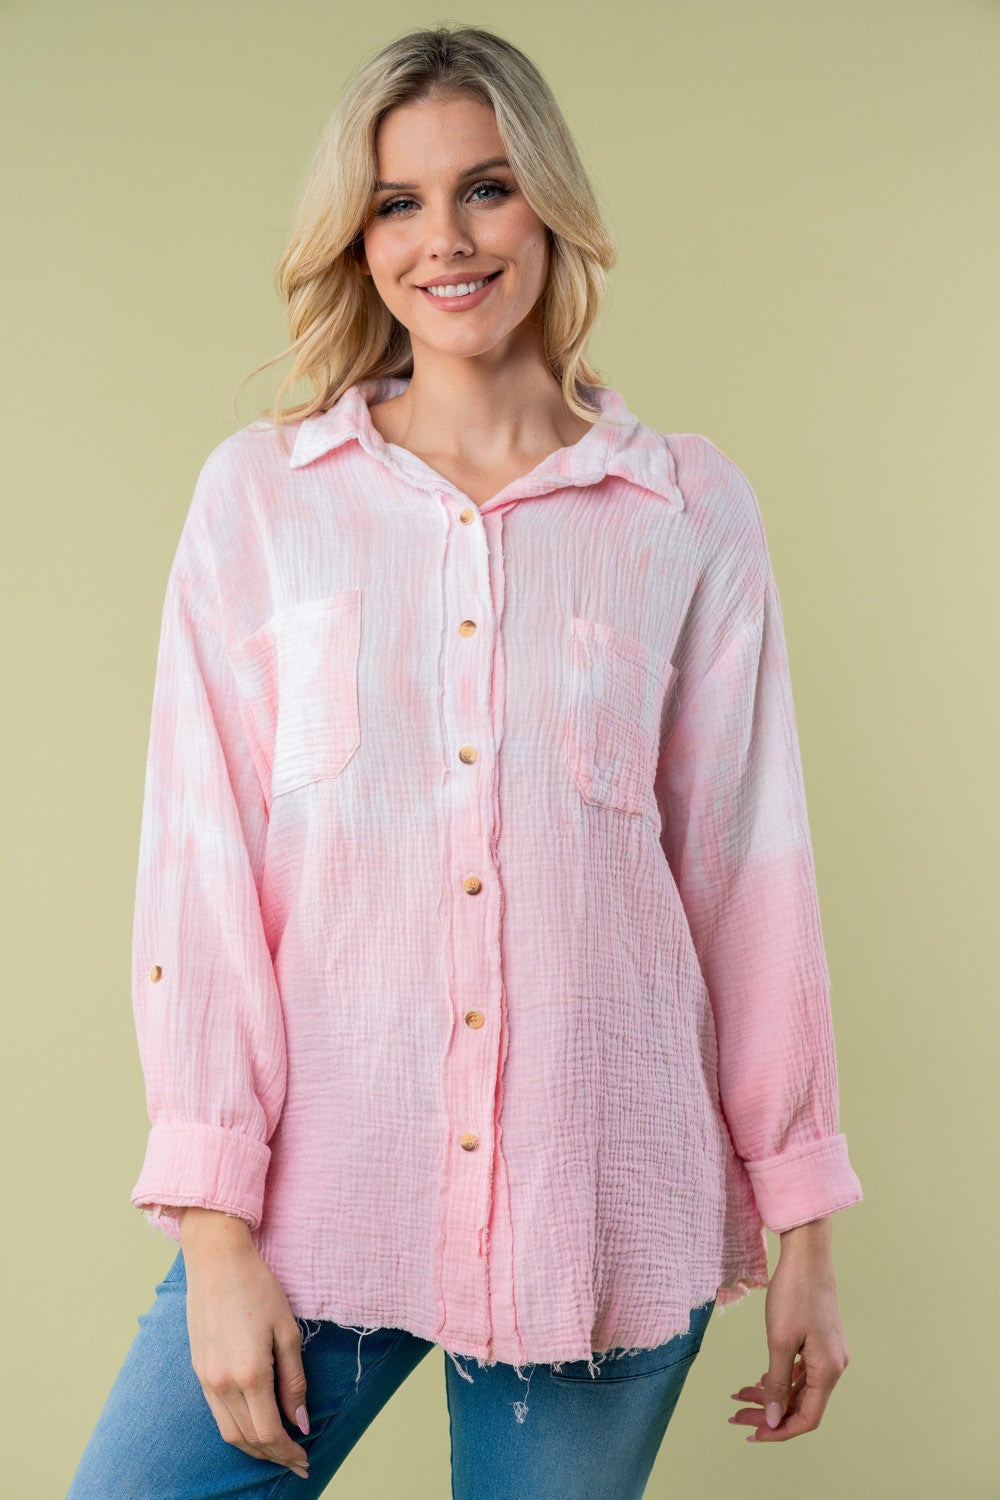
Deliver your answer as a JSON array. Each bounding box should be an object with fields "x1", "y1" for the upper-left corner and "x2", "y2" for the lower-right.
[{"x1": 67, "y1": 1247, "x2": 715, "y2": 1499}]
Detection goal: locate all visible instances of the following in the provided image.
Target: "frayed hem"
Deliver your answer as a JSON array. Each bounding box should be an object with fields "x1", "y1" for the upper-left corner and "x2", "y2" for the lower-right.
[
  {"x1": 340, "y1": 1324, "x2": 382, "y2": 1395},
  {"x1": 712, "y1": 1275, "x2": 771, "y2": 1314},
  {"x1": 443, "y1": 1348, "x2": 538, "y2": 1423},
  {"x1": 294, "y1": 1316, "x2": 323, "y2": 1350},
  {"x1": 440, "y1": 1295, "x2": 721, "y2": 1425}
]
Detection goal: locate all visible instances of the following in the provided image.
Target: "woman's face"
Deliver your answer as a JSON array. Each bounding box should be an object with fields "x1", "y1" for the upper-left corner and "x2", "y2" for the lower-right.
[{"x1": 359, "y1": 91, "x2": 551, "y2": 362}]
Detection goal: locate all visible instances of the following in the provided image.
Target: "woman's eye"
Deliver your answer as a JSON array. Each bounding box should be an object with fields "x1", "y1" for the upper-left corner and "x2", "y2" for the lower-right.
[
  {"x1": 375, "y1": 180, "x2": 512, "y2": 217},
  {"x1": 470, "y1": 180, "x2": 512, "y2": 203}
]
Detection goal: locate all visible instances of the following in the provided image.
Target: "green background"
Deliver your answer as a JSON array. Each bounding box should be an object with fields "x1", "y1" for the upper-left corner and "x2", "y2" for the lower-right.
[{"x1": 2, "y1": 2, "x2": 995, "y2": 1495}]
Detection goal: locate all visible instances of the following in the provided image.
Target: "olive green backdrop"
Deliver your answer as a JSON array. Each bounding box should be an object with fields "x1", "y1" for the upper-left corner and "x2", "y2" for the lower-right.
[{"x1": 2, "y1": 1, "x2": 995, "y2": 1495}]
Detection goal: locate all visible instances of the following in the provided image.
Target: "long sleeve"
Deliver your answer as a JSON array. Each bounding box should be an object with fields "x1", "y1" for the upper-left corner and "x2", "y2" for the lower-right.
[
  {"x1": 654, "y1": 575, "x2": 862, "y2": 1234},
  {"x1": 128, "y1": 556, "x2": 287, "y2": 1236}
]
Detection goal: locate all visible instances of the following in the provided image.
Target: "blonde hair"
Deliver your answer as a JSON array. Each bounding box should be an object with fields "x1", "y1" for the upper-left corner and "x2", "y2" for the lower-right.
[{"x1": 236, "y1": 23, "x2": 618, "y2": 450}]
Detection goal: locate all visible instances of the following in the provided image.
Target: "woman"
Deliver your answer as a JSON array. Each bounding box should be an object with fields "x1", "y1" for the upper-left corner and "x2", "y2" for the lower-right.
[{"x1": 68, "y1": 23, "x2": 863, "y2": 1499}]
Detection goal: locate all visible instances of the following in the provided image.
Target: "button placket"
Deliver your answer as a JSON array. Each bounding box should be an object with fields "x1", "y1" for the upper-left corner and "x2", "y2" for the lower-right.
[{"x1": 433, "y1": 489, "x2": 507, "y2": 1357}]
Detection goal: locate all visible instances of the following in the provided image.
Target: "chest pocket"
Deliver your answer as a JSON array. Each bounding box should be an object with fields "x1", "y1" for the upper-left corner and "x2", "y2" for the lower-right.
[
  {"x1": 564, "y1": 615, "x2": 676, "y2": 833},
  {"x1": 229, "y1": 589, "x2": 362, "y2": 802}
]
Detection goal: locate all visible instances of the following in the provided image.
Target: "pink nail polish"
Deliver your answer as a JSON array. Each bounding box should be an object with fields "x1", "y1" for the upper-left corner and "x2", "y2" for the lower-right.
[{"x1": 296, "y1": 1404, "x2": 310, "y2": 1435}]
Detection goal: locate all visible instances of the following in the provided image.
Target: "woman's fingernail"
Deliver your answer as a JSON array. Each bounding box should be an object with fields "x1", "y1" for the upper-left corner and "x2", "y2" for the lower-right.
[
  {"x1": 296, "y1": 1405, "x2": 310, "y2": 1435},
  {"x1": 765, "y1": 1401, "x2": 783, "y2": 1427}
]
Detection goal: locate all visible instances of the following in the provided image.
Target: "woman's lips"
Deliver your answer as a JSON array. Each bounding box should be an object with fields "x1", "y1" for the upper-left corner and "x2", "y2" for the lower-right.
[{"x1": 418, "y1": 270, "x2": 502, "y2": 310}]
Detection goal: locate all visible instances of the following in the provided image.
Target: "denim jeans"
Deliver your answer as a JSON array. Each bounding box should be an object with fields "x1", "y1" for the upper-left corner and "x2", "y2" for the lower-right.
[{"x1": 67, "y1": 1247, "x2": 715, "y2": 1499}]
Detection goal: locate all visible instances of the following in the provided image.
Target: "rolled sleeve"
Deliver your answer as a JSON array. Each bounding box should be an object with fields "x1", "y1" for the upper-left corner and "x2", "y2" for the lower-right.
[{"x1": 128, "y1": 555, "x2": 287, "y2": 1237}]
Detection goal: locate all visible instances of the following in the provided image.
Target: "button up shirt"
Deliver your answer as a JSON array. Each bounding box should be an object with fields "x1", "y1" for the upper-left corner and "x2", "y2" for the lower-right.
[{"x1": 129, "y1": 375, "x2": 863, "y2": 1371}]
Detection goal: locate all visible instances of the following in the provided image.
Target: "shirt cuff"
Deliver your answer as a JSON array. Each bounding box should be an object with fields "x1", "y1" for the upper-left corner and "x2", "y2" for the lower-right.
[
  {"x1": 130, "y1": 1121, "x2": 270, "y2": 1231},
  {"x1": 743, "y1": 1132, "x2": 863, "y2": 1233}
]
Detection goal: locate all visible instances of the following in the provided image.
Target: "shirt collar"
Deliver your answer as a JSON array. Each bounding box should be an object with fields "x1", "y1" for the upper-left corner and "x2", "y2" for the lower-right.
[{"x1": 286, "y1": 375, "x2": 685, "y2": 511}]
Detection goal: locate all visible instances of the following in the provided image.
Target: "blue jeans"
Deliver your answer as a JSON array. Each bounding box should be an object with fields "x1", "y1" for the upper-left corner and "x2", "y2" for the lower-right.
[{"x1": 67, "y1": 1247, "x2": 715, "y2": 1498}]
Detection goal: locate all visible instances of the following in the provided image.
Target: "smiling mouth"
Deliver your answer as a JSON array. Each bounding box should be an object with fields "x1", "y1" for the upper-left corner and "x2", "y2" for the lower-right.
[{"x1": 419, "y1": 270, "x2": 503, "y2": 299}]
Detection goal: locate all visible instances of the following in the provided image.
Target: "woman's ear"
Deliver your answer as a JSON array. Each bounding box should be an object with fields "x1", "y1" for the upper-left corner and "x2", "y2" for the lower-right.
[{"x1": 352, "y1": 232, "x2": 369, "y2": 276}]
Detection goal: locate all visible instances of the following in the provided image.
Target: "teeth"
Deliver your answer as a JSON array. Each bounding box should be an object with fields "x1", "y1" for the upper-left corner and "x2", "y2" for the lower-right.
[{"x1": 425, "y1": 276, "x2": 490, "y2": 298}]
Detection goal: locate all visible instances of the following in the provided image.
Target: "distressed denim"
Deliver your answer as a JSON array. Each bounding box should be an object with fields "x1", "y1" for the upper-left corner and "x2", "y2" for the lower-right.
[{"x1": 67, "y1": 1247, "x2": 715, "y2": 1498}]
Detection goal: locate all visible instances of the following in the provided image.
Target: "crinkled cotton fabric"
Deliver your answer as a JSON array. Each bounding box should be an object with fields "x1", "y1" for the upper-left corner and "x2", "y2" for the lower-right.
[{"x1": 129, "y1": 375, "x2": 863, "y2": 1376}]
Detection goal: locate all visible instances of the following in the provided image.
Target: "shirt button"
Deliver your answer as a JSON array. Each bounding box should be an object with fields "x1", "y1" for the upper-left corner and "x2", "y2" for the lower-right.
[
  {"x1": 459, "y1": 1133, "x2": 479, "y2": 1151},
  {"x1": 459, "y1": 507, "x2": 475, "y2": 524},
  {"x1": 465, "y1": 1010, "x2": 485, "y2": 1028},
  {"x1": 150, "y1": 964, "x2": 163, "y2": 983},
  {"x1": 458, "y1": 745, "x2": 478, "y2": 764},
  {"x1": 458, "y1": 619, "x2": 477, "y2": 636},
  {"x1": 463, "y1": 875, "x2": 483, "y2": 895}
]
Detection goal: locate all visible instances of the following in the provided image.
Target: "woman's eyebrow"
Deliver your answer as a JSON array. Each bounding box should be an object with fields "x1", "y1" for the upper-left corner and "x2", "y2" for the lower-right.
[{"x1": 373, "y1": 157, "x2": 511, "y2": 192}]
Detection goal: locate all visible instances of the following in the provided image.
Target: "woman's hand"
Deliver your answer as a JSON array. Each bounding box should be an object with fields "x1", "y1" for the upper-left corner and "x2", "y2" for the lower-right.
[
  {"x1": 728, "y1": 1216, "x2": 851, "y2": 1444},
  {"x1": 179, "y1": 1208, "x2": 312, "y2": 1480}
]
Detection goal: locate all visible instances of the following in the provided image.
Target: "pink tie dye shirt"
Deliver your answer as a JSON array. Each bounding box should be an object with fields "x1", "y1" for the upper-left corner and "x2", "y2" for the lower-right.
[{"x1": 129, "y1": 375, "x2": 863, "y2": 1374}]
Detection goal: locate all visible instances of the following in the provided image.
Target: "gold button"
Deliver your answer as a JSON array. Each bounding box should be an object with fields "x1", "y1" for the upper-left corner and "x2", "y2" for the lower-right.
[
  {"x1": 458, "y1": 619, "x2": 477, "y2": 636},
  {"x1": 459, "y1": 507, "x2": 475, "y2": 524},
  {"x1": 465, "y1": 1010, "x2": 485, "y2": 1028},
  {"x1": 458, "y1": 745, "x2": 478, "y2": 764},
  {"x1": 150, "y1": 964, "x2": 163, "y2": 983},
  {"x1": 463, "y1": 875, "x2": 482, "y2": 895},
  {"x1": 459, "y1": 1133, "x2": 479, "y2": 1151}
]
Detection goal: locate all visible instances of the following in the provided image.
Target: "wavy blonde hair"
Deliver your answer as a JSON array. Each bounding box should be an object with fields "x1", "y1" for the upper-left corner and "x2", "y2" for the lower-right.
[{"x1": 235, "y1": 23, "x2": 618, "y2": 450}]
